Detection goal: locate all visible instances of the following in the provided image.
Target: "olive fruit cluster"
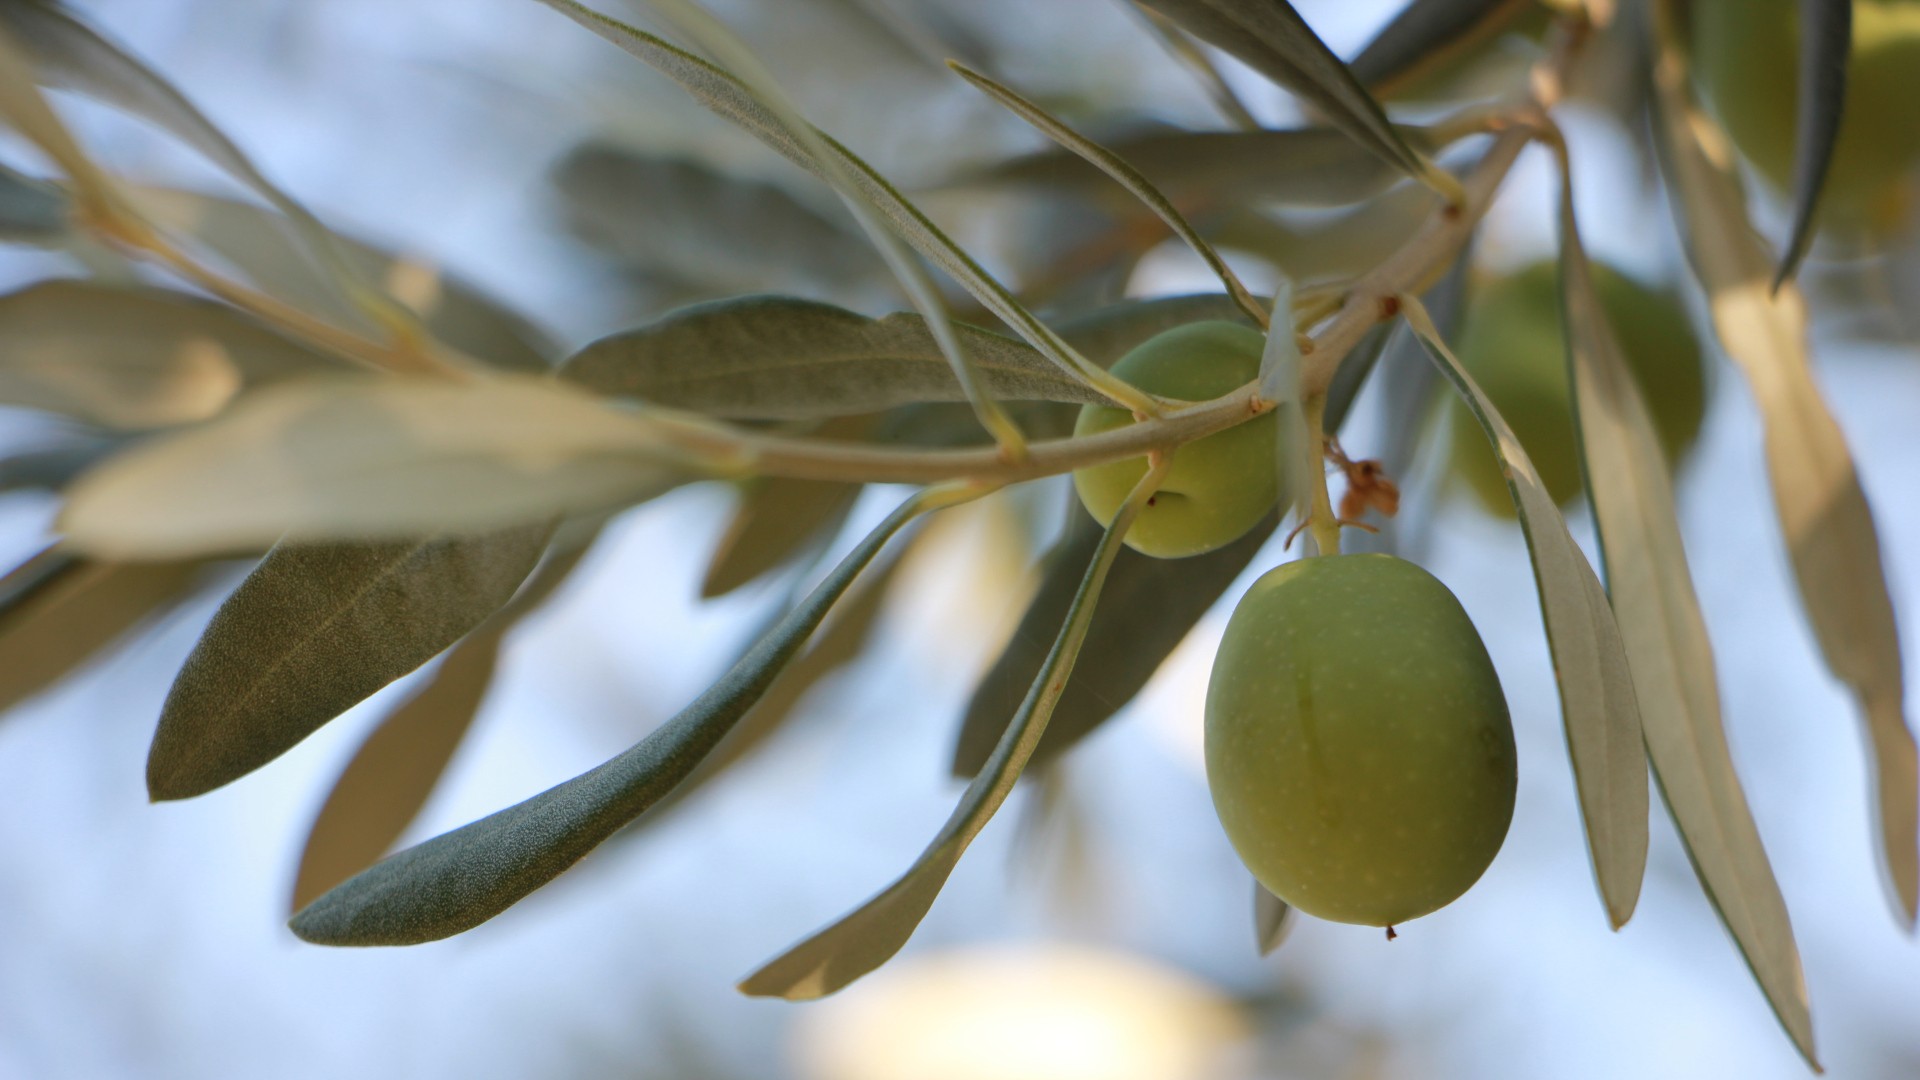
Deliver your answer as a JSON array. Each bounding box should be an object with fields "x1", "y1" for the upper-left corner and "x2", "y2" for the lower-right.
[
  {"x1": 1690, "y1": 0, "x2": 1920, "y2": 232},
  {"x1": 1446, "y1": 259, "x2": 1707, "y2": 516},
  {"x1": 1071, "y1": 328, "x2": 1517, "y2": 928}
]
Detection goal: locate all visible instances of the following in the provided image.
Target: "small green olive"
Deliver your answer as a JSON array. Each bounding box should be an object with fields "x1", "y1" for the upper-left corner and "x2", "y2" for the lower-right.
[
  {"x1": 1447, "y1": 259, "x2": 1707, "y2": 515},
  {"x1": 1691, "y1": 0, "x2": 1920, "y2": 233},
  {"x1": 1071, "y1": 322, "x2": 1275, "y2": 559},
  {"x1": 1205, "y1": 553, "x2": 1516, "y2": 927}
]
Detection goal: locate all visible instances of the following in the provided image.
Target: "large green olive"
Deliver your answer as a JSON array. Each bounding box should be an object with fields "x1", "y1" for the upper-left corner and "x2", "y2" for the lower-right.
[
  {"x1": 1072, "y1": 322, "x2": 1275, "y2": 559},
  {"x1": 1447, "y1": 259, "x2": 1707, "y2": 515},
  {"x1": 1205, "y1": 553, "x2": 1516, "y2": 927},
  {"x1": 1691, "y1": 0, "x2": 1920, "y2": 232}
]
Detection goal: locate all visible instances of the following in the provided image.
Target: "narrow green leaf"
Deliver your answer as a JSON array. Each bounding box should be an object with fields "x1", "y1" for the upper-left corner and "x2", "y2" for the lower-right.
[
  {"x1": 1776, "y1": 0, "x2": 1851, "y2": 287},
  {"x1": 0, "y1": 549, "x2": 200, "y2": 715},
  {"x1": 0, "y1": 0, "x2": 365, "y2": 307},
  {"x1": 1254, "y1": 882, "x2": 1296, "y2": 955},
  {"x1": 639, "y1": 0, "x2": 1029, "y2": 453},
  {"x1": 1135, "y1": 0, "x2": 1461, "y2": 200},
  {"x1": 634, "y1": 529, "x2": 917, "y2": 830},
  {"x1": 532, "y1": 0, "x2": 1149, "y2": 414},
  {"x1": 948, "y1": 61, "x2": 1267, "y2": 327},
  {"x1": 1055, "y1": 293, "x2": 1264, "y2": 364},
  {"x1": 0, "y1": 20, "x2": 117, "y2": 197},
  {"x1": 148, "y1": 526, "x2": 554, "y2": 801},
  {"x1": 740, "y1": 464, "x2": 1162, "y2": 1000},
  {"x1": 0, "y1": 279, "x2": 336, "y2": 429},
  {"x1": 702, "y1": 477, "x2": 860, "y2": 599},
  {"x1": 560, "y1": 295, "x2": 1115, "y2": 417},
  {"x1": 290, "y1": 536, "x2": 597, "y2": 912},
  {"x1": 290, "y1": 483, "x2": 965, "y2": 946},
  {"x1": 1560, "y1": 174, "x2": 1820, "y2": 1062},
  {"x1": 952, "y1": 505, "x2": 1276, "y2": 777},
  {"x1": 1129, "y1": 1, "x2": 1263, "y2": 129},
  {"x1": 1401, "y1": 295, "x2": 1650, "y2": 930},
  {"x1": 0, "y1": 161, "x2": 66, "y2": 240},
  {"x1": 1349, "y1": 0, "x2": 1536, "y2": 99},
  {"x1": 132, "y1": 187, "x2": 557, "y2": 374},
  {"x1": 57, "y1": 374, "x2": 707, "y2": 558},
  {"x1": 552, "y1": 144, "x2": 874, "y2": 295},
  {"x1": 961, "y1": 125, "x2": 1424, "y2": 210},
  {"x1": 1656, "y1": 20, "x2": 1915, "y2": 957}
]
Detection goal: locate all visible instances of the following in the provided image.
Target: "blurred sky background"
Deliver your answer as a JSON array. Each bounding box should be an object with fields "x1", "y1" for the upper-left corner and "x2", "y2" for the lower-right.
[{"x1": 1, "y1": 1, "x2": 1919, "y2": 1078}]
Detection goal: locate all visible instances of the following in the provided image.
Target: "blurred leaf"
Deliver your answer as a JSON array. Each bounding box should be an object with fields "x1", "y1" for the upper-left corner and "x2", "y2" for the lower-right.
[
  {"x1": 290, "y1": 484, "x2": 952, "y2": 946},
  {"x1": 0, "y1": 20, "x2": 115, "y2": 196},
  {"x1": 1562, "y1": 183, "x2": 1819, "y2": 1051},
  {"x1": 1349, "y1": 0, "x2": 1536, "y2": 98},
  {"x1": 948, "y1": 61, "x2": 1267, "y2": 326},
  {"x1": 1656, "y1": 26, "x2": 1916, "y2": 948},
  {"x1": 962, "y1": 124, "x2": 1425, "y2": 210},
  {"x1": 536, "y1": 1, "x2": 1130, "y2": 406},
  {"x1": 1134, "y1": 0, "x2": 1458, "y2": 199},
  {"x1": 1254, "y1": 882, "x2": 1296, "y2": 955},
  {"x1": 1208, "y1": 183, "x2": 1439, "y2": 284},
  {"x1": 0, "y1": 0, "x2": 349, "y2": 292},
  {"x1": 0, "y1": 161, "x2": 65, "y2": 239},
  {"x1": 147, "y1": 525, "x2": 554, "y2": 801},
  {"x1": 0, "y1": 435, "x2": 127, "y2": 494},
  {"x1": 290, "y1": 534, "x2": 598, "y2": 912},
  {"x1": 703, "y1": 476, "x2": 859, "y2": 598},
  {"x1": 1130, "y1": 1, "x2": 1263, "y2": 130},
  {"x1": 560, "y1": 295, "x2": 1115, "y2": 417},
  {"x1": 740, "y1": 471, "x2": 1153, "y2": 1001},
  {"x1": 952, "y1": 504, "x2": 1274, "y2": 776},
  {"x1": 57, "y1": 375, "x2": 705, "y2": 558},
  {"x1": 1777, "y1": 0, "x2": 1850, "y2": 286},
  {"x1": 0, "y1": 547, "x2": 200, "y2": 715},
  {"x1": 131, "y1": 187, "x2": 556, "y2": 373},
  {"x1": 553, "y1": 143, "x2": 874, "y2": 296},
  {"x1": 0, "y1": 279, "x2": 335, "y2": 429},
  {"x1": 1402, "y1": 297, "x2": 1650, "y2": 930}
]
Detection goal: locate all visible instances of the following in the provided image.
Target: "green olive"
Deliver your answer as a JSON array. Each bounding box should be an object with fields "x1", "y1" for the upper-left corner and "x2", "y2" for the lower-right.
[
  {"x1": 1447, "y1": 259, "x2": 1707, "y2": 515},
  {"x1": 1072, "y1": 321, "x2": 1275, "y2": 559},
  {"x1": 1691, "y1": 0, "x2": 1920, "y2": 232},
  {"x1": 1205, "y1": 553, "x2": 1516, "y2": 927}
]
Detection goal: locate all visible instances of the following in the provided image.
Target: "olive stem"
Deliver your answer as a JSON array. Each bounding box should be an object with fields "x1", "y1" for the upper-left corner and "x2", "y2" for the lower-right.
[{"x1": 1302, "y1": 393, "x2": 1342, "y2": 556}]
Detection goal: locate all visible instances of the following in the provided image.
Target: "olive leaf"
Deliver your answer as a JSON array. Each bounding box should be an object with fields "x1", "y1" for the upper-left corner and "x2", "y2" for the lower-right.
[
  {"x1": 290, "y1": 535, "x2": 599, "y2": 912},
  {"x1": 0, "y1": 280, "x2": 336, "y2": 429},
  {"x1": 646, "y1": 0, "x2": 1031, "y2": 454},
  {"x1": 0, "y1": 20, "x2": 116, "y2": 196},
  {"x1": 0, "y1": 548, "x2": 202, "y2": 716},
  {"x1": 0, "y1": 161, "x2": 66, "y2": 240},
  {"x1": 290, "y1": 483, "x2": 960, "y2": 946},
  {"x1": 560, "y1": 295, "x2": 1115, "y2": 417},
  {"x1": 633, "y1": 527, "x2": 917, "y2": 830},
  {"x1": 1254, "y1": 882, "x2": 1296, "y2": 955},
  {"x1": 57, "y1": 375, "x2": 706, "y2": 558},
  {"x1": 740, "y1": 464, "x2": 1161, "y2": 1001},
  {"x1": 702, "y1": 476, "x2": 860, "y2": 599},
  {"x1": 1129, "y1": 1, "x2": 1262, "y2": 130},
  {"x1": 130, "y1": 187, "x2": 557, "y2": 374},
  {"x1": 1558, "y1": 179, "x2": 1819, "y2": 1066},
  {"x1": 552, "y1": 144, "x2": 875, "y2": 296},
  {"x1": 0, "y1": 0, "x2": 358, "y2": 302},
  {"x1": 148, "y1": 525, "x2": 554, "y2": 801},
  {"x1": 0, "y1": 436, "x2": 125, "y2": 494},
  {"x1": 1348, "y1": 0, "x2": 1537, "y2": 98},
  {"x1": 959, "y1": 125, "x2": 1426, "y2": 211},
  {"x1": 1777, "y1": 0, "x2": 1851, "y2": 286},
  {"x1": 952, "y1": 505, "x2": 1276, "y2": 776},
  {"x1": 948, "y1": 61, "x2": 1268, "y2": 327},
  {"x1": 532, "y1": 0, "x2": 1138, "y2": 410},
  {"x1": 1134, "y1": 0, "x2": 1460, "y2": 200},
  {"x1": 1655, "y1": 44, "x2": 1911, "y2": 1045},
  {"x1": 1401, "y1": 296, "x2": 1650, "y2": 931},
  {"x1": 1055, "y1": 293, "x2": 1263, "y2": 362}
]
